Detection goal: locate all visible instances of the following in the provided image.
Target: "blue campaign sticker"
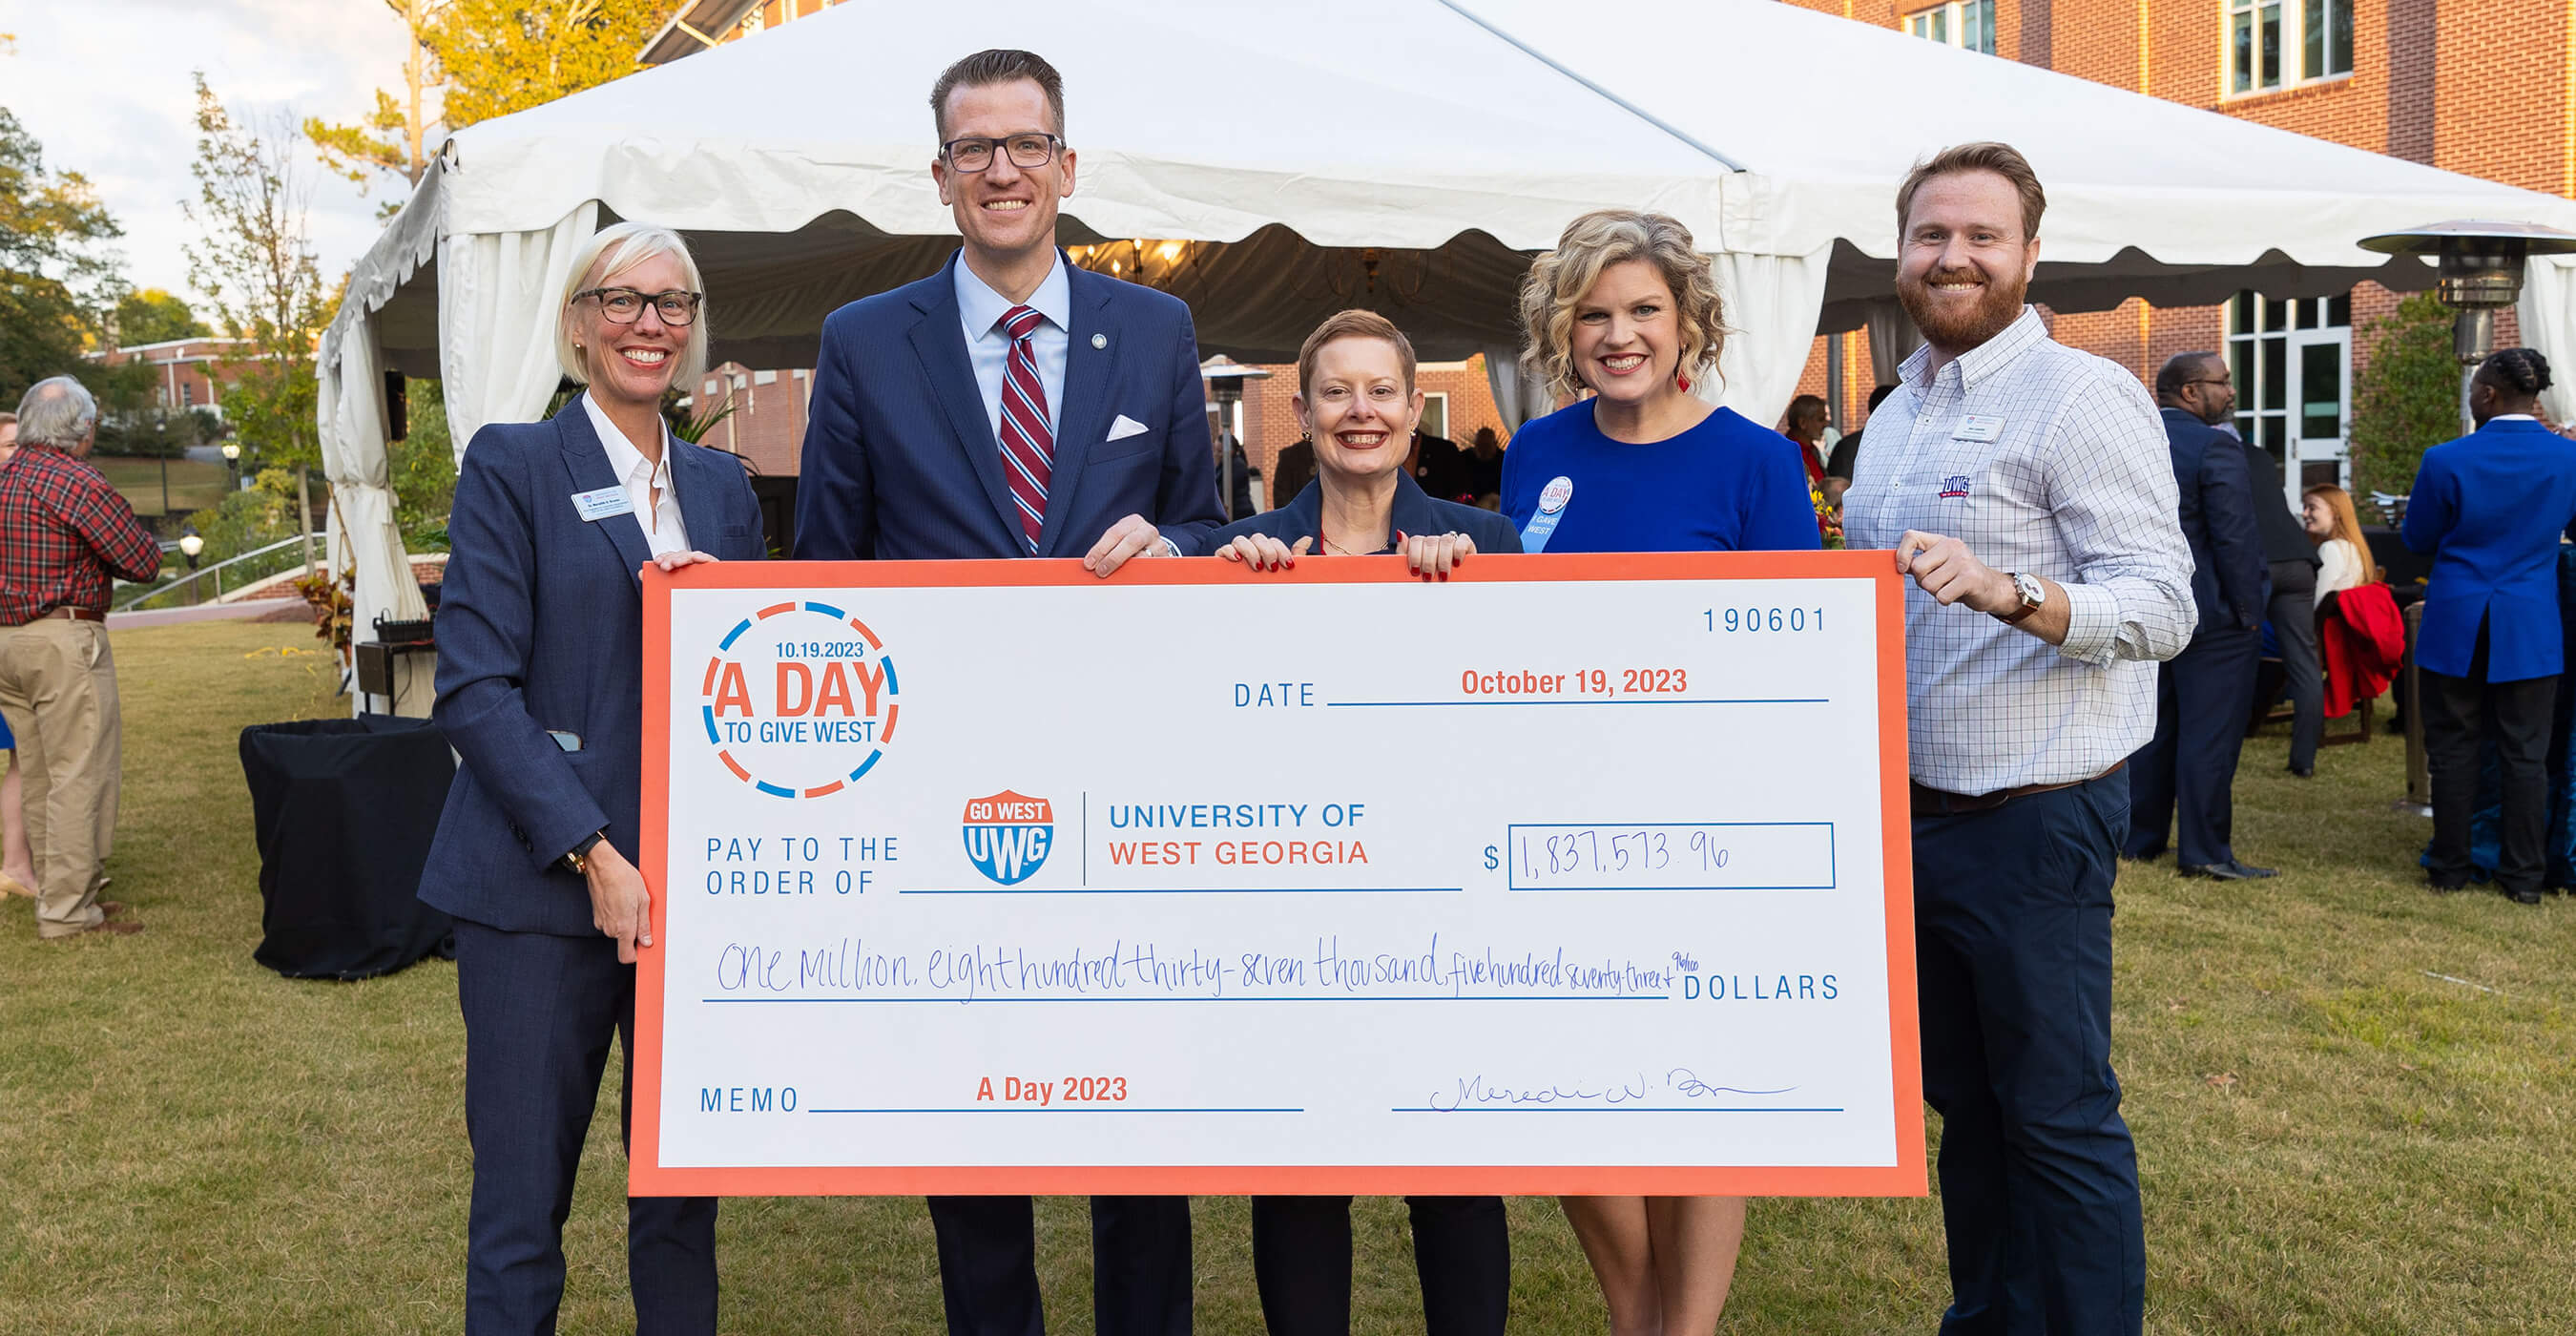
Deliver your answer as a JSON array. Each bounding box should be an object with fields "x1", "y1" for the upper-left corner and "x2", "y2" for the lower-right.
[{"x1": 1521, "y1": 475, "x2": 1575, "y2": 553}]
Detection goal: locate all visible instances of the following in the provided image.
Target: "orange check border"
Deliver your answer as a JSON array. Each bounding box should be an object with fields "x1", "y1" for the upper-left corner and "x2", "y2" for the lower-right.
[{"x1": 633, "y1": 550, "x2": 1922, "y2": 1198}]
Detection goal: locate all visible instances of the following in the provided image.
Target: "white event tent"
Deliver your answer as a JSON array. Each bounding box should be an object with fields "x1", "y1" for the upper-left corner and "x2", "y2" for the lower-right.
[{"x1": 317, "y1": 0, "x2": 2576, "y2": 712}]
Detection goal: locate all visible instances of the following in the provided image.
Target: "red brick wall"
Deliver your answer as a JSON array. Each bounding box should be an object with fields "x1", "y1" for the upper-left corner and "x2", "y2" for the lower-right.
[
  {"x1": 2435, "y1": 0, "x2": 2570, "y2": 195},
  {"x1": 697, "y1": 363, "x2": 810, "y2": 480}
]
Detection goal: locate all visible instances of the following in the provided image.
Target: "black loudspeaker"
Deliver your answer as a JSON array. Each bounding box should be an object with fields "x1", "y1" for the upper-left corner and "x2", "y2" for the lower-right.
[{"x1": 383, "y1": 369, "x2": 408, "y2": 441}]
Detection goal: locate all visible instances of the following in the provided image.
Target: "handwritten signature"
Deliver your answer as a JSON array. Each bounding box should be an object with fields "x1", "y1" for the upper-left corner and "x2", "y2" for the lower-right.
[{"x1": 1425, "y1": 1067, "x2": 1797, "y2": 1111}]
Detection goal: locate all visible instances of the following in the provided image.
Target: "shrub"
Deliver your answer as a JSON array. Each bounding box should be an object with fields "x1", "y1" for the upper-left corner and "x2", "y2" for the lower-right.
[{"x1": 2350, "y1": 292, "x2": 2464, "y2": 498}]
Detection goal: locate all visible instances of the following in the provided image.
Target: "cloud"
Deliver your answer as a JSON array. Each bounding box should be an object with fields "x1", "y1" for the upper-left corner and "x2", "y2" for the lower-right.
[{"x1": 5, "y1": 0, "x2": 416, "y2": 312}]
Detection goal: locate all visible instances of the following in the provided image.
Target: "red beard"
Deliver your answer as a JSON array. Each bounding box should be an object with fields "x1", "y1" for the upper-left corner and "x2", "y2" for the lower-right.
[{"x1": 1898, "y1": 263, "x2": 2027, "y2": 352}]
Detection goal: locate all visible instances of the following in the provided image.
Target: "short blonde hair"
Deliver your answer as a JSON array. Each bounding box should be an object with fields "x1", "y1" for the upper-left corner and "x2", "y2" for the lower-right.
[
  {"x1": 1296, "y1": 309, "x2": 1417, "y2": 398},
  {"x1": 555, "y1": 221, "x2": 711, "y2": 388},
  {"x1": 1518, "y1": 210, "x2": 1726, "y2": 401}
]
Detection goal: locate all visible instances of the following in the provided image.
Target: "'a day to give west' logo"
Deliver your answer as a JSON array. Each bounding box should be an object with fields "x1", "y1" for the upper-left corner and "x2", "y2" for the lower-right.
[
  {"x1": 699, "y1": 599, "x2": 900, "y2": 799},
  {"x1": 963, "y1": 791, "x2": 1053, "y2": 886}
]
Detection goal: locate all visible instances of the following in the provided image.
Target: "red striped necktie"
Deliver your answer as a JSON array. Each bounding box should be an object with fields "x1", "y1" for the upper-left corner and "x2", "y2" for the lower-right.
[{"x1": 997, "y1": 303, "x2": 1053, "y2": 553}]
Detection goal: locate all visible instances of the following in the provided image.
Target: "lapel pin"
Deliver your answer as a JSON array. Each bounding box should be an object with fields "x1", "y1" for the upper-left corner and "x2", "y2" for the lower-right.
[{"x1": 1091, "y1": 333, "x2": 1108, "y2": 350}]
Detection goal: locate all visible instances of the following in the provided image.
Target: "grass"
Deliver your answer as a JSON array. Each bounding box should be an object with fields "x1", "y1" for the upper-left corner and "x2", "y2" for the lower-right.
[
  {"x1": 0, "y1": 620, "x2": 2569, "y2": 1333},
  {"x1": 91, "y1": 455, "x2": 230, "y2": 518}
]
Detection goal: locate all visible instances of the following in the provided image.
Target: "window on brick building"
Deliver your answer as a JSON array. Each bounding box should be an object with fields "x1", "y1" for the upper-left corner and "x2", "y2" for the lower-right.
[
  {"x1": 2229, "y1": 291, "x2": 2353, "y2": 494},
  {"x1": 1420, "y1": 392, "x2": 1449, "y2": 441},
  {"x1": 1906, "y1": 0, "x2": 1996, "y2": 56},
  {"x1": 2230, "y1": 0, "x2": 2351, "y2": 95}
]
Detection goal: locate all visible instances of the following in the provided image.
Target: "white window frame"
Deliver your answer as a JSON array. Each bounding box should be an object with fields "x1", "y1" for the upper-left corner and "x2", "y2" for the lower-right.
[
  {"x1": 2228, "y1": 0, "x2": 2353, "y2": 98},
  {"x1": 1419, "y1": 391, "x2": 1450, "y2": 441},
  {"x1": 1906, "y1": 1, "x2": 1996, "y2": 56},
  {"x1": 2225, "y1": 290, "x2": 2351, "y2": 493}
]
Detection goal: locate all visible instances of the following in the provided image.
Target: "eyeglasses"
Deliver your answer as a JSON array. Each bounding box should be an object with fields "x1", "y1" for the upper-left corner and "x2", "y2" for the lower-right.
[
  {"x1": 2183, "y1": 378, "x2": 2233, "y2": 389},
  {"x1": 574, "y1": 287, "x2": 702, "y2": 326},
  {"x1": 941, "y1": 133, "x2": 1064, "y2": 173}
]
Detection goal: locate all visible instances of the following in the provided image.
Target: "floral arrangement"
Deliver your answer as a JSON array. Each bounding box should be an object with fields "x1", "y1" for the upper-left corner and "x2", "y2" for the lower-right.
[{"x1": 1811, "y1": 486, "x2": 1846, "y2": 550}]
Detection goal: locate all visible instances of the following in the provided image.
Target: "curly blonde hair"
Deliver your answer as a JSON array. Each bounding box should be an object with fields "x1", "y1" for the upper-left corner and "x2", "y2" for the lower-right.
[{"x1": 1518, "y1": 210, "x2": 1726, "y2": 402}]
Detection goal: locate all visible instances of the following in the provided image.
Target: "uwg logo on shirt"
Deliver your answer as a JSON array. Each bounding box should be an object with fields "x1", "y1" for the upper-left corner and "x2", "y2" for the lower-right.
[
  {"x1": 963, "y1": 791, "x2": 1054, "y2": 886},
  {"x1": 1939, "y1": 474, "x2": 1974, "y2": 499}
]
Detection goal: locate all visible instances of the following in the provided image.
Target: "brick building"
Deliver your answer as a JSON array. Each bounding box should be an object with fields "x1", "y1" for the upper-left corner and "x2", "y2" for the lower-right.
[
  {"x1": 644, "y1": 0, "x2": 2565, "y2": 501},
  {"x1": 90, "y1": 337, "x2": 255, "y2": 419},
  {"x1": 1782, "y1": 0, "x2": 2566, "y2": 493}
]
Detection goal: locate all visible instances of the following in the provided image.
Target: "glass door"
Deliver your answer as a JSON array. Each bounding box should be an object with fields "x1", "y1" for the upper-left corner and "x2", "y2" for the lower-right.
[{"x1": 2286, "y1": 325, "x2": 2351, "y2": 494}]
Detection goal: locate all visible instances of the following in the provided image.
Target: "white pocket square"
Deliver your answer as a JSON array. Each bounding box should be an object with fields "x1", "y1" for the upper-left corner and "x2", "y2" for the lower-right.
[{"x1": 1107, "y1": 414, "x2": 1150, "y2": 442}]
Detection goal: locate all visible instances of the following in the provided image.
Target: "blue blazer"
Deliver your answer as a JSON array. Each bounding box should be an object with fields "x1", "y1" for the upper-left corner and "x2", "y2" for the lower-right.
[
  {"x1": 2402, "y1": 416, "x2": 2576, "y2": 681},
  {"x1": 420, "y1": 402, "x2": 768, "y2": 936},
  {"x1": 794, "y1": 250, "x2": 1223, "y2": 560},
  {"x1": 1206, "y1": 472, "x2": 1523, "y2": 556},
  {"x1": 2160, "y1": 408, "x2": 2266, "y2": 639}
]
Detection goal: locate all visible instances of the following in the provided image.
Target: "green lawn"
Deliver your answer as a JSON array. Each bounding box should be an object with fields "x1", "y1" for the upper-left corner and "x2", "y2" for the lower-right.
[
  {"x1": 0, "y1": 620, "x2": 2568, "y2": 1333},
  {"x1": 92, "y1": 455, "x2": 230, "y2": 518}
]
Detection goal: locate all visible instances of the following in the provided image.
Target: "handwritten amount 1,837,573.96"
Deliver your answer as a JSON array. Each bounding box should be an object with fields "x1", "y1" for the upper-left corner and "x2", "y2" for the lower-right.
[{"x1": 1516, "y1": 828, "x2": 1732, "y2": 881}]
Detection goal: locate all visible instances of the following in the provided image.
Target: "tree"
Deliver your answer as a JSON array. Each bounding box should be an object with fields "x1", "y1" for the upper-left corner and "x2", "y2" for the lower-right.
[
  {"x1": 183, "y1": 73, "x2": 328, "y2": 474},
  {"x1": 430, "y1": 0, "x2": 676, "y2": 129},
  {"x1": 304, "y1": 0, "x2": 447, "y2": 215},
  {"x1": 114, "y1": 287, "x2": 211, "y2": 345},
  {"x1": 2350, "y1": 292, "x2": 2464, "y2": 498},
  {"x1": 0, "y1": 106, "x2": 122, "y2": 406}
]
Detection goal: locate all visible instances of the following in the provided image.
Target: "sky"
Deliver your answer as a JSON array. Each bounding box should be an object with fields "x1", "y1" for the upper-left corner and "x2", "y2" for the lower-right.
[{"x1": 2, "y1": 0, "x2": 419, "y2": 316}]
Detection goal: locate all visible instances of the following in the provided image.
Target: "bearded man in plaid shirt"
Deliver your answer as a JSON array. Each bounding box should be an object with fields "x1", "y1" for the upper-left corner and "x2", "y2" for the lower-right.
[
  {"x1": 1841, "y1": 144, "x2": 2196, "y2": 1335},
  {"x1": 0, "y1": 377, "x2": 160, "y2": 940}
]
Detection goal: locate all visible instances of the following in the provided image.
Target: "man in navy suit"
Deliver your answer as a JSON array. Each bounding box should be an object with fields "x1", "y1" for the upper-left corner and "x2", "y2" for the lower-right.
[
  {"x1": 793, "y1": 47, "x2": 1216, "y2": 1336},
  {"x1": 2126, "y1": 352, "x2": 2273, "y2": 879}
]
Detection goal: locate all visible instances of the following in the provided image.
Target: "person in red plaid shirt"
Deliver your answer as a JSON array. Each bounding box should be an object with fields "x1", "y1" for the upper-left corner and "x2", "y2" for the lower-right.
[{"x1": 0, "y1": 376, "x2": 159, "y2": 939}]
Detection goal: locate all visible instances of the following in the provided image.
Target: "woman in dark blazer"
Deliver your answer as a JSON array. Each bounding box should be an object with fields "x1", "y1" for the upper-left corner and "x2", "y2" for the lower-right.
[
  {"x1": 1211, "y1": 309, "x2": 1516, "y2": 1336},
  {"x1": 419, "y1": 221, "x2": 765, "y2": 1335},
  {"x1": 2401, "y1": 347, "x2": 2576, "y2": 904}
]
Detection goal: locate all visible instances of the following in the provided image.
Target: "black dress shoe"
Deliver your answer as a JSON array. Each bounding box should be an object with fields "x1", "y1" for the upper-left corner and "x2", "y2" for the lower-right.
[
  {"x1": 2180, "y1": 859, "x2": 2277, "y2": 881},
  {"x1": 2427, "y1": 874, "x2": 2470, "y2": 893},
  {"x1": 2287, "y1": 763, "x2": 2315, "y2": 779},
  {"x1": 2504, "y1": 886, "x2": 2545, "y2": 905}
]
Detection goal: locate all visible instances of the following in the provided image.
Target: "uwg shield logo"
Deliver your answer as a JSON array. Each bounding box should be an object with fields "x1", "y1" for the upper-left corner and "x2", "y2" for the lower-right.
[{"x1": 963, "y1": 791, "x2": 1054, "y2": 887}]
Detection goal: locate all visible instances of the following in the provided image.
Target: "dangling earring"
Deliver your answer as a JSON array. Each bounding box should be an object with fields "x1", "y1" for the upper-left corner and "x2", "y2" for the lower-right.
[{"x1": 1676, "y1": 369, "x2": 1693, "y2": 394}]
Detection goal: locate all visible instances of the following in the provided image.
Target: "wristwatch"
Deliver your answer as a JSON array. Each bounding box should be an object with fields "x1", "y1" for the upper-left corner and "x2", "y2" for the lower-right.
[
  {"x1": 1995, "y1": 572, "x2": 2046, "y2": 625},
  {"x1": 560, "y1": 830, "x2": 608, "y2": 876}
]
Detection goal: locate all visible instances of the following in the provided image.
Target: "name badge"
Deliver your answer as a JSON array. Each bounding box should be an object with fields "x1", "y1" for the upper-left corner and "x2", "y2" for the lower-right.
[
  {"x1": 571, "y1": 486, "x2": 634, "y2": 522},
  {"x1": 1953, "y1": 414, "x2": 2005, "y2": 444}
]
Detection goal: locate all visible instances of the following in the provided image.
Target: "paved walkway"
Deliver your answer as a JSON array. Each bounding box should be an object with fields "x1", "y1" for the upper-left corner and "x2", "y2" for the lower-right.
[{"x1": 109, "y1": 601, "x2": 301, "y2": 630}]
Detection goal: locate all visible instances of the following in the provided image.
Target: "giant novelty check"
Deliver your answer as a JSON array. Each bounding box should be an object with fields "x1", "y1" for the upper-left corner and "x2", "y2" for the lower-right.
[{"x1": 633, "y1": 552, "x2": 1922, "y2": 1197}]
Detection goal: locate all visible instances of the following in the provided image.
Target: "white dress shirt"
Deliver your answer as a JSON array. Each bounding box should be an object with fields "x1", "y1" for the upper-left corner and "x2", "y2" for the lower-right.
[
  {"x1": 2315, "y1": 537, "x2": 2366, "y2": 604},
  {"x1": 955, "y1": 250, "x2": 1070, "y2": 443},
  {"x1": 1843, "y1": 307, "x2": 2197, "y2": 794},
  {"x1": 582, "y1": 391, "x2": 689, "y2": 557}
]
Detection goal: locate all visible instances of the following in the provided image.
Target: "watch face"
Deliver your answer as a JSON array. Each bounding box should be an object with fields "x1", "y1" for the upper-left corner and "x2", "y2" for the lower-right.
[{"x1": 2015, "y1": 573, "x2": 2043, "y2": 605}]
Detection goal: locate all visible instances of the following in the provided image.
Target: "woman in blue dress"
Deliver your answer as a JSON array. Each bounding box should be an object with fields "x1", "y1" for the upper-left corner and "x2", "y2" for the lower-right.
[{"x1": 1502, "y1": 209, "x2": 1818, "y2": 1336}]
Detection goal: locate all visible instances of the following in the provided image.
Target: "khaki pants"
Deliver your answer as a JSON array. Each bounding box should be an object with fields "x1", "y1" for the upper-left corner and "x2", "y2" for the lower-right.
[{"x1": 0, "y1": 619, "x2": 121, "y2": 938}]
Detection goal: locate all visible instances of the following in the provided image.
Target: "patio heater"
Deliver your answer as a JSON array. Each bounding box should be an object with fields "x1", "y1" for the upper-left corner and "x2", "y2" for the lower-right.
[
  {"x1": 1200, "y1": 361, "x2": 1273, "y2": 521},
  {"x1": 2357, "y1": 219, "x2": 2576, "y2": 428},
  {"x1": 2355, "y1": 221, "x2": 2576, "y2": 817}
]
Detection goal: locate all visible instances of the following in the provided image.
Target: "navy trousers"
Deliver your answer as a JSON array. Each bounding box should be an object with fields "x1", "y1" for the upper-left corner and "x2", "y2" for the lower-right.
[
  {"x1": 927, "y1": 1194, "x2": 1192, "y2": 1336},
  {"x1": 455, "y1": 919, "x2": 718, "y2": 1336},
  {"x1": 2126, "y1": 626, "x2": 2260, "y2": 866},
  {"x1": 1915, "y1": 770, "x2": 2145, "y2": 1336},
  {"x1": 1250, "y1": 1195, "x2": 1509, "y2": 1336}
]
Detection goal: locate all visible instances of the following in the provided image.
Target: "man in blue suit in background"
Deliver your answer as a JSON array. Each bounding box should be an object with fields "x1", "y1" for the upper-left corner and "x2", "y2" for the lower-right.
[
  {"x1": 793, "y1": 47, "x2": 1216, "y2": 1336},
  {"x1": 2127, "y1": 352, "x2": 2273, "y2": 879}
]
